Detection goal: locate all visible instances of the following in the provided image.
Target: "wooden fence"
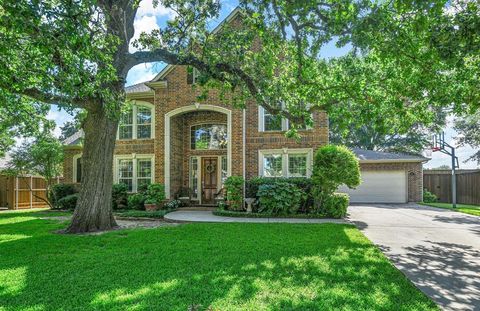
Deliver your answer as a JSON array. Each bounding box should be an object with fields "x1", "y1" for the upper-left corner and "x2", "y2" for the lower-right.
[
  {"x1": 423, "y1": 170, "x2": 480, "y2": 205},
  {"x1": 0, "y1": 175, "x2": 62, "y2": 209}
]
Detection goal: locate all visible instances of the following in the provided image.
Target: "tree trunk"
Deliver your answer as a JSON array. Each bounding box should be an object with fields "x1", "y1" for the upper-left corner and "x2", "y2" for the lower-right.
[{"x1": 66, "y1": 105, "x2": 118, "y2": 233}]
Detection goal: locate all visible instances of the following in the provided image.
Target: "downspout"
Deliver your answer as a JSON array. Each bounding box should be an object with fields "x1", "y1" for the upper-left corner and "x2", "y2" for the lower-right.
[{"x1": 242, "y1": 108, "x2": 246, "y2": 200}]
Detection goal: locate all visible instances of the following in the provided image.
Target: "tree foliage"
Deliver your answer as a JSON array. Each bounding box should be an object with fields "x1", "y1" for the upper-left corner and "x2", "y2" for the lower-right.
[
  {"x1": 454, "y1": 112, "x2": 480, "y2": 165},
  {"x1": 329, "y1": 104, "x2": 447, "y2": 153}
]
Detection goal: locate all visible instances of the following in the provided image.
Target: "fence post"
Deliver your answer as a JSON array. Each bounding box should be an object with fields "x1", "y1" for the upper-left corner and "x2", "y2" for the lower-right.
[
  {"x1": 30, "y1": 176, "x2": 33, "y2": 209},
  {"x1": 15, "y1": 177, "x2": 19, "y2": 210}
]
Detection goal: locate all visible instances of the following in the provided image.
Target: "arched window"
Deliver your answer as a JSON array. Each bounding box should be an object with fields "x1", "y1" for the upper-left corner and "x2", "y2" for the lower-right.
[
  {"x1": 118, "y1": 102, "x2": 154, "y2": 140},
  {"x1": 190, "y1": 124, "x2": 227, "y2": 150}
]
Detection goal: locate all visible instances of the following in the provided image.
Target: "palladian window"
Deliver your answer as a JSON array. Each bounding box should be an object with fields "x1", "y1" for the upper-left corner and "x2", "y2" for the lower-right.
[{"x1": 190, "y1": 124, "x2": 227, "y2": 150}]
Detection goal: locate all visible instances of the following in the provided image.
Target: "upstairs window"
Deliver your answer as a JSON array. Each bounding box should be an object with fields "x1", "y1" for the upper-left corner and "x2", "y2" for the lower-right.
[
  {"x1": 191, "y1": 124, "x2": 227, "y2": 150},
  {"x1": 119, "y1": 108, "x2": 133, "y2": 139},
  {"x1": 259, "y1": 106, "x2": 311, "y2": 132},
  {"x1": 118, "y1": 103, "x2": 154, "y2": 140}
]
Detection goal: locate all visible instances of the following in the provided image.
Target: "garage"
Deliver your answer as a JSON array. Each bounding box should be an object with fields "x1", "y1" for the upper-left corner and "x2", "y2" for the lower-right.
[
  {"x1": 339, "y1": 170, "x2": 407, "y2": 203},
  {"x1": 338, "y1": 149, "x2": 428, "y2": 203}
]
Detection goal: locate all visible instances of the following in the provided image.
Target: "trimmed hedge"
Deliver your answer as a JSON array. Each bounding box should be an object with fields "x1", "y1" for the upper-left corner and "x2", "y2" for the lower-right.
[
  {"x1": 56, "y1": 194, "x2": 78, "y2": 210},
  {"x1": 257, "y1": 181, "x2": 305, "y2": 215},
  {"x1": 213, "y1": 210, "x2": 327, "y2": 219},
  {"x1": 112, "y1": 183, "x2": 128, "y2": 210},
  {"x1": 127, "y1": 193, "x2": 146, "y2": 210},
  {"x1": 316, "y1": 193, "x2": 349, "y2": 218},
  {"x1": 246, "y1": 177, "x2": 313, "y2": 212}
]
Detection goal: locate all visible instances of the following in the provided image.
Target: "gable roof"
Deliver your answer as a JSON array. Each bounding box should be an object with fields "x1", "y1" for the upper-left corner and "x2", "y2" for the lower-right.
[
  {"x1": 352, "y1": 148, "x2": 428, "y2": 163},
  {"x1": 125, "y1": 82, "x2": 152, "y2": 94},
  {"x1": 63, "y1": 129, "x2": 84, "y2": 146},
  {"x1": 150, "y1": 7, "x2": 243, "y2": 83}
]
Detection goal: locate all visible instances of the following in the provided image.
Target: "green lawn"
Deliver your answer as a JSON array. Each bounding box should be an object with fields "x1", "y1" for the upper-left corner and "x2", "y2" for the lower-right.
[
  {"x1": 420, "y1": 202, "x2": 480, "y2": 216},
  {"x1": 0, "y1": 210, "x2": 437, "y2": 310}
]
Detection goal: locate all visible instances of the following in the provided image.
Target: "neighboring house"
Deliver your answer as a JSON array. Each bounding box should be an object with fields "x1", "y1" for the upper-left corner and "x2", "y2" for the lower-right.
[{"x1": 63, "y1": 9, "x2": 427, "y2": 204}]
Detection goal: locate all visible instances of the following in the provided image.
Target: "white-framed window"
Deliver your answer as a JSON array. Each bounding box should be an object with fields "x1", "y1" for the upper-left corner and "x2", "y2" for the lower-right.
[
  {"x1": 117, "y1": 102, "x2": 154, "y2": 140},
  {"x1": 259, "y1": 148, "x2": 313, "y2": 178},
  {"x1": 72, "y1": 154, "x2": 83, "y2": 183},
  {"x1": 258, "y1": 106, "x2": 311, "y2": 132},
  {"x1": 114, "y1": 154, "x2": 154, "y2": 192}
]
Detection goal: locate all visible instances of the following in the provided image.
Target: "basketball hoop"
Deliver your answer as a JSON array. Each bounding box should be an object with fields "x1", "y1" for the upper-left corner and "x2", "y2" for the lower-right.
[{"x1": 430, "y1": 132, "x2": 459, "y2": 208}]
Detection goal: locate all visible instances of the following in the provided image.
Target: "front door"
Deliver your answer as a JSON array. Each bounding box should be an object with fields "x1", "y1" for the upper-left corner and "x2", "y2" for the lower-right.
[{"x1": 202, "y1": 157, "x2": 218, "y2": 204}]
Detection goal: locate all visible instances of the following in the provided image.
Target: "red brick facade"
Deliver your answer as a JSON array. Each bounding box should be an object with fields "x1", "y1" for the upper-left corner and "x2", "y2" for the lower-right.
[{"x1": 63, "y1": 64, "x2": 424, "y2": 202}]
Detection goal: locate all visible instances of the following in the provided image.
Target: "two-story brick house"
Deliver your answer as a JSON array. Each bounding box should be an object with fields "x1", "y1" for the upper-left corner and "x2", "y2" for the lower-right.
[{"x1": 63, "y1": 9, "x2": 426, "y2": 204}]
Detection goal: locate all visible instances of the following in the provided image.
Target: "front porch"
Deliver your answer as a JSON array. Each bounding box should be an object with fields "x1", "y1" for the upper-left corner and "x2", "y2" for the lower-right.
[{"x1": 165, "y1": 106, "x2": 232, "y2": 205}]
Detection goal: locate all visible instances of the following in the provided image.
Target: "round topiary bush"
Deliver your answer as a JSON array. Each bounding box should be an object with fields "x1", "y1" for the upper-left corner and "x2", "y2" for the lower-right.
[
  {"x1": 312, "y1": 145, "x2": 360, "y2": 217},
  {"x1": 312, "y1": 145, "x2": 361, "y2": 195}
]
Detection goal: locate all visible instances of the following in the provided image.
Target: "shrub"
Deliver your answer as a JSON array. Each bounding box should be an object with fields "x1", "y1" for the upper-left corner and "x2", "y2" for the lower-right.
[
  {"x1": 246, "y1": 177, "x2": 313, "y2": 212},
  {"x1": 137, "y1": 183, "x2": 149, "y2": 194},
  {"x1": 164, "y1": 199, "x2": 181, "y2": 210},
  {"x1": 145, "y1": 183, "x2": 166, "y2": 204},
  {"x1": 423, "y1": 189, "x2": 438, "y2": 203},
  {"x1": 312, "y1": 145, "x2": 360, "y2": 196},
  {"x1": 316, "y1": 193, "x2": 349, "y2": 218},
  {"x1": 127, "y1": 193, "x2": 146, "y2": 210},
  {"x1": 112, "y1": 183, "x2": 128, "y2": 210},
  {"x1": 50, "y1": 183, "x2": 77, "y2": 208},
  {"x1": 56, "y1": 194, "x2": 78, "y2": 210},
  {"x1": 257, "y1": 182, "x2": 305, "y2": 215},
  {"x1": 224, "y1": 176, "x2": 244, "y2": 210}
]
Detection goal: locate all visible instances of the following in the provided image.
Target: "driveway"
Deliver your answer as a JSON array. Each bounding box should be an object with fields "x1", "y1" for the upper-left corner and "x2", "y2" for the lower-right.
[{"x1": 348, "y1": 204, "x2": 480, "y2": 311}]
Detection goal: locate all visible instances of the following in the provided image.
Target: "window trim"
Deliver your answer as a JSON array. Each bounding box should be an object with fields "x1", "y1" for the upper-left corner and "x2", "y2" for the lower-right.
[
  {"x1": 117, "y1": 100, "x2": 155, "y2": 140},
  {"x1": 258, "y1": 148, "x2": 313, "y2": 178},
  {"x1": 113, "y1": 154, "x2": 155, "y2": 192},
  {"x1": 258, "y1": 106, "x2": 312, "y2": 132},
  {"x1": 190, "y1": 123, "x2": 228, "y2": 150},
  {"x1": 72, "y1": 153, "x2": 83, "y2": 183}
]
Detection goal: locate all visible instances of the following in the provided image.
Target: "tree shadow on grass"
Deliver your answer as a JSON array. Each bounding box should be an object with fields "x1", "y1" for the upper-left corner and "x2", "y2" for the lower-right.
[{"x1": 0, "y1": 213, "x2": 437, "y2": 311}]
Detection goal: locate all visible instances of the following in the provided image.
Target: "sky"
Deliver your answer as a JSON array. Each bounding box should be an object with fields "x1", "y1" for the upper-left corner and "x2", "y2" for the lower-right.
[{"x1": 45, "y1": 0, "x2": 478, "y2": 170}]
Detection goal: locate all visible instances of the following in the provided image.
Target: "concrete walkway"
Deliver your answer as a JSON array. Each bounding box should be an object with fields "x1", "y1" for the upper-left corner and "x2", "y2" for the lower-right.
[
  {"x1": 164, "y1": 210, "x2": 349, "y2": 224},
  {"x1": 348, "y1": 204, "x2": 480, "y2": 311}
]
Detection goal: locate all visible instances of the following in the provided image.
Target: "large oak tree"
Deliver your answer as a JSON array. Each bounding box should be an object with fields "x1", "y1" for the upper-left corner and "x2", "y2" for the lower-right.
[{"x1": 0, "y1": 0, "x2": 478, "y2": 232}]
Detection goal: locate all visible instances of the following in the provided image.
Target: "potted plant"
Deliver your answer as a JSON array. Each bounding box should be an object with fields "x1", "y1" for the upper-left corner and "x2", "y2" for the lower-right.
[
  {"x1": 144, "y1": 198, "x2": 157, "y2": 211},
  {"x1": 144, "y1": 183, "x2": 167, "y2": 210}
]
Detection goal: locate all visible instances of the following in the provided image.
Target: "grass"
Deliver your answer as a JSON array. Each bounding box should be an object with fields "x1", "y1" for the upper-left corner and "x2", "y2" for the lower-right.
[
  {"x1": 213, "y1": 210, "x2": 329, "y2": 218},
  {"x1": 114, "y1": 209, "x2": 175, "y2": 219},
  {"x1": 0, "y1": 210, "x2": 437, "y2": 310},
  {"x1": 420, "y1": 202, "x2": 480, "y2": 216}
]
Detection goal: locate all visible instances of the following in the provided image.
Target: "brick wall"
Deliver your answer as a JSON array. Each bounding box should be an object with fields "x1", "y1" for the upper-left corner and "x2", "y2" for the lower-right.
[
  {"x1": 62, "y1": 63, "x2": 422, "y2": 203},
  {"x1": 360, "y1": 162, "x2": 423, "y2": 202}
]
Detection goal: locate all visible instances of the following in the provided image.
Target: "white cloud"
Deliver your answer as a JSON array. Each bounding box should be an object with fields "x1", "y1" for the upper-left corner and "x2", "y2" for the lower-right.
[
  {"x1": 136, "y1": 0, "x2": 175, "y2": 19},
  {"x1": 130, "y1": 15, "x2": 159, "y2": 53},
  {"x1": 47, "y1": 107, "x2": 75, "y2": 138},
  {"x1": 126, "y1": 62, "x2": 163, "y2": 85}
]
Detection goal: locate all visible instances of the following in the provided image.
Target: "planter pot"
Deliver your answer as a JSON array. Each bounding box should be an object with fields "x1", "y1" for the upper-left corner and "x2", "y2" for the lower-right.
[
  {"x1": 144, "y1": 203, "x2": 157, "y2": 211},
  {"x1": 244, "y1": 198, "x2": 256, "y2": 213}
]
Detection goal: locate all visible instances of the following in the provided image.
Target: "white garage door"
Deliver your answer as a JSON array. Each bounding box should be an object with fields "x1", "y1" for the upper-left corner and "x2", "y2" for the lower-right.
[{"x1": 339, "y1": 170, "x2": 407, "y2": 203}]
